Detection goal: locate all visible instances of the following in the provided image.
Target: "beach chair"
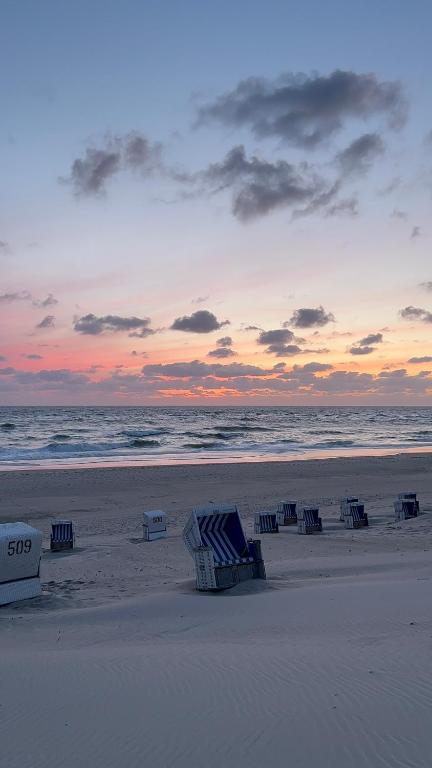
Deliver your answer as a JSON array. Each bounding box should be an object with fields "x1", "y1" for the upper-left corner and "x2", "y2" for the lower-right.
[
  {"x1": 398, "y1": 492, "x2": 420, "y2": 515},
  {"x1": 276, "y1": 501, "x2": 297, "y2": 526},
  {"x1": 394, "y1": 498, "x2": 418, "y2": 521},
  {"x1": 344, "y1": 502, "x2": 369, "y2": 529},
  {"x1": 143, "y1": 510, "x2": 167, "y2": 541},
  {"x1": 0, "y1": 522, "x2": 43, "y2": 605},
  {"x1": 254, "y1": 511, "x2": 279, "y2": 534},
  {"x1": 50, "y1": 520, "x2": 74, "y2": 551},
  {"x1": 183, "y1": 504, "x2": 266, "y2": 591},
  {"x1": 339, "y1": 496, "x2": 358, "y2": 522},
  {"x1": 297, "y1": 506, "x2": 322, "y2": 535}
]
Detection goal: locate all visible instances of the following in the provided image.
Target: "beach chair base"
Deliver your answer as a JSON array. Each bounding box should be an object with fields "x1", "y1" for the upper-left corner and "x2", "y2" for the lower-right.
[
  {"x1": 143, "y1": 527, "x2": 167, "y2": 541},
  {"x1": 297, "y1": 520, "x2": 322, "y2": 535},
  {"x1": 276, "y1": 513, "x2": 297, "y2": 526},
  {"x1": 345, "y1": 513, "x2": 369, "y2": 529},
  {"x1": 194, "y1": 541, "x2": 266, "y2": 591},
  {"x1": 0, "y1": 577, "x2": 42, "y2": 606},
  {"x1": 50, "y1": 539, "x2": 74, "y2": 552}
]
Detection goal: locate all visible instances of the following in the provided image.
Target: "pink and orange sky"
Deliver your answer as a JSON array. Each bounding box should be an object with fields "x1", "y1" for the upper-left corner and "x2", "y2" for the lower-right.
[{"x1": 1, "y1": 0, "x2": 432, "y2": 405}]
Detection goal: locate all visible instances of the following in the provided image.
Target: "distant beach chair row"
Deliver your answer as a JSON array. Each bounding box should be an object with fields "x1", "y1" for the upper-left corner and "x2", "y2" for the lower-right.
[{"x1": 0, "y1": 491, "x2": 424, "y2": 604}]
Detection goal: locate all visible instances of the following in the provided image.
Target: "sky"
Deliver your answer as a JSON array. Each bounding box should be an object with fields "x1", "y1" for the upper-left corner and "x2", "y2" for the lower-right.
[{"x1": 1, "y1": 0, "x2": 432, "y2": 405}]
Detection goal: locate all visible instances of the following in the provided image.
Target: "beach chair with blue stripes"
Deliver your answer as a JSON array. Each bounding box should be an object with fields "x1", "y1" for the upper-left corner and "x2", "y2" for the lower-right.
[
  {"x1": 344, "y1": 502, "x2": 369, "y2": 529},
  {"x1": 254, "y1": 511, "x2": 279, "y2": 534},
  {"x1": 394, "y1": 494, "x2": 418, "y2": 521},
  {"x1": 339, "y1": 496, "x2": 358, "y2": 522},
  {"x1": 50, "y1": 520, "x2": 74, "y2": 552},
  {"x1": 297, "y1": 506, "x2": 322, "y2": 535},
  {"x1": 276, "y1": 501, "x2": 297, "y2": 526},
  {"x1": 183, "y1": 504, "x2": 266, "y2": 591}
]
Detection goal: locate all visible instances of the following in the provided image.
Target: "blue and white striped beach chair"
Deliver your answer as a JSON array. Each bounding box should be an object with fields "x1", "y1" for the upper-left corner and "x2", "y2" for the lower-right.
[
  {"x1": 254, "y1": 511, "x2": 279, "y2": 534},
  {"x1": 344, "y1": 502, "x2": 368, "y2": 529},
  {"x1": 339, "y1": 496, "x2": 358, "y2": 522},
  {"x1": 297, "y1": 506, "x2": 322, "y2": 535},
  {"x1": 50, "y1": 520, "x2": 74, "y2": 552},
  {"x1": 276, "y1": 501, "x2": 297, "y2": 526},
  {"x1": 183, "y1": 504, "x2": 266, "y2": 591}
]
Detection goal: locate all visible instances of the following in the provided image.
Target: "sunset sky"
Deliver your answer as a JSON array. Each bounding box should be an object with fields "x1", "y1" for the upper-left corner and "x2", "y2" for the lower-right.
[{"x1": 1, "y1": 0, "x2": 432, "y2": 404}]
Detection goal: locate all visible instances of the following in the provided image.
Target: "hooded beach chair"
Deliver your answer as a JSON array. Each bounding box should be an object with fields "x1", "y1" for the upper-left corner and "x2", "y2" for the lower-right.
[
  {"x1": 0, "y1": 522, "x2": 43, "y2": 605},
  {"x1": 394, "y1": 495, "x2": 418, "y2": 521},
  {"x1": 344, "y1": 502, "x2": 368, "y2": 529},
  {"x1": 397, "y1": 492, "x2": 420, "y2": 515},
  {"x1": 276, "y1": 501, "x2": 297, "y2": 526},
  {"x1": 297, "y1": 506, "x2": 322, "y2": 535},
  {"x1": 143, "y1": 510, "x2": 167, "y2": 541},
  {"x1": 183, "y1": 504, "x2": 266, "y2": 591},
  {"x1": 50, "y1": 520, "x2": 74, "y2": 551},
  {"x1": 254, "y1": 511, "x2": 279, "y2": 534},
  {"x1": 339, "y1": 497, "x2": 358, "y2": 522}
]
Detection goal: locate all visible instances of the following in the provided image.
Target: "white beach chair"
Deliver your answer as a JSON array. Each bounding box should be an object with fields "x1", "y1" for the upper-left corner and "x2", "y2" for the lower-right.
[
  {"x1": 276, "y1": 501, "x2": 297, "y2": 526},
  {"x1": 143, "y1": 510, "x2": 167, "y2": 541},
  {"x1": 50, "y1": 520, "x2": 74, "y2": 551},
  {"x1": 344, "y1": 502, "x2": 369, "y2": 529},
  {"x1": 254, "y1": 511, "x2": 279, "y2": 534},
  {"x1": 0, "y1": 522, "x2": 43, "y2": 605},
  {"x1": 297, "y1": 506, "x2": 322, "y2": 535},
  {"x1": 183, "y1": 504, "x2": 266, "y2": 591}
]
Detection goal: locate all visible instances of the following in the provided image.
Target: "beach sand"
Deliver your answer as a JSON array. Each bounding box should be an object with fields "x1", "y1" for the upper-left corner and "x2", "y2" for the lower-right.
[{"x1": 1, "y1": 453, "x2": 432, "y2": 767}]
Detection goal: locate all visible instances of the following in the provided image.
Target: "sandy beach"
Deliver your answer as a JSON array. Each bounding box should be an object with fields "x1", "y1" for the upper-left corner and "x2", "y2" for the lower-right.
[{"x1": 1, "y1": 453, "x2": 432, "y2": 768}]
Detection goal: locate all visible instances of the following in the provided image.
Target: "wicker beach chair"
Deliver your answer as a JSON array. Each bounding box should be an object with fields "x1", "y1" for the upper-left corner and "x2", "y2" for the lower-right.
[
  {"x1": 183, "y1": 504, "x2": 266, "y2": 591},
  {"x1": 397, "y1": 492, "x2": 420, "y2": 515},
  {"x1": 344, "y1": 502, "x2": 369, "y2": 529},
  {"x1": 50, "y1": 520, "x2": 74, "y2": 552},
  {"x1": 394, "y1": 497, "x2": 418, "y2": 521},
  {"x1": 254, "y1": 511, "x2": 279, "y2": 534},
  {"x1": 276, "y1": 501, "x2": 297, "y2": 526},
  {"x1": 297, "y1": 506, "x2": 322, "y2": 535},
  {"x1": 339, "y1": 496, "x2": 358, "y2": 522},
  {"x1": 0, "y1": 522, "x2": 43, "y2": 605}
]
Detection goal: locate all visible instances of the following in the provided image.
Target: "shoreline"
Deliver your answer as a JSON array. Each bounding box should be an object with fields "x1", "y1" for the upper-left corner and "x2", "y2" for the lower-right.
[{"x1": 1, "y1": 444, "x2": 432, "y2": 472}]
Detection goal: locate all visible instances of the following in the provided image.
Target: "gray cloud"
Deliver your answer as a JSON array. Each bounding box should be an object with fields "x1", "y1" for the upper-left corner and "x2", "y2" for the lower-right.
[
  {"x1": 410, "y1": 226, "x2": 421, "y2": 240},
  {"x1": 0, "y1": 240, "x2": 11, "y2": 255},
  {"x1": 290, "y1": 306, "x2": 335, "y2": 328},
  {"x1": 143, "y1": 360, "x2": 276, "y2": 378},
  {"x1": 36, "y1": 315, "x2": 55, "y2": 329},
  {"x1": 257, "y1": 327, "x2": 302, "y2": 357},
  {"x1": 62, "y1": 132, "x2": 163, "y2": 196},
  {"x1": 197, "y1": 70, "x2": 406, "y2": 147},
  {"x1": 202, "y1": 145, "x2": 340, "y2": 221},
  {"x1": 400, "y1": 306, "x2": 432, "y2": 323},
  {"x1": 22, "y1": 354, "x2": 43, "y2": 360},
  {"x1": 419, "y1": 282, "x2": 432, "y2": 292},
  {"x1": 408, "y1": 356, "x2": 432, "y2": 363},
  {"x1": 207, "y1": 347, "x2": 237, "y2": 358},
  {"x1": 171, "y1": 310, "x2": 229, "y2": 333},
  {"x1": 73, "y1": 313, "x2": 155, "y2": 337},
  {"x1": 192, "y1": 295, "x2": 209, "y2": 304},
  {"x1": 216, "y1": 336, "x2": 233, "y2": 347},
  {"x1": 336, "y1": 133, "x2": 385, "y2": 176},
  {"x1": 324, "y1": 197, "x2": 359, "y2": 217},
  {"x1": 0, "y1": 355, "x2": 6, "y2": 361},
  {"x1": 33, "y1": 293, "x2": 58, "y2": 308},
  {"x1": 0, "y1": 290, "x2": 32, "y2": 303},
  {"x1": 358, "y1": 332, "x2": 383, "y2": 346},
  {"x1": 349, "y1": 345, "x2": 375, "y2": 355}
]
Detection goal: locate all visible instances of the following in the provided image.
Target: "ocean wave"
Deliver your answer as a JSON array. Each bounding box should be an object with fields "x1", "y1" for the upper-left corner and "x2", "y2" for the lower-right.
[
  {"x1": 183, "y1": 441, "x2": 221, "y2": 449},
  {"x1": 121, "y1": 428, "x2": 168, "y2": 438},
  {"x1": 130, "y1": 438, "x2": 160, "y2": 448},
  {"x1": 1, "y1": 422, "x2": 16, "y2": 431},
  {"x1": 51, "y1": 433, "x2": 72, "y2": 440},
  {"x1": 313, "y1": 439, "x2": 355, "y2": 448}
]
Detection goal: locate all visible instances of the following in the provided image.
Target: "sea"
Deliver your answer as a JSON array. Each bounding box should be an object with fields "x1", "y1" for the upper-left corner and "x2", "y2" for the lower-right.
[{"x1": 0, "y1": 405, "x2": 432, "y2": 470}]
